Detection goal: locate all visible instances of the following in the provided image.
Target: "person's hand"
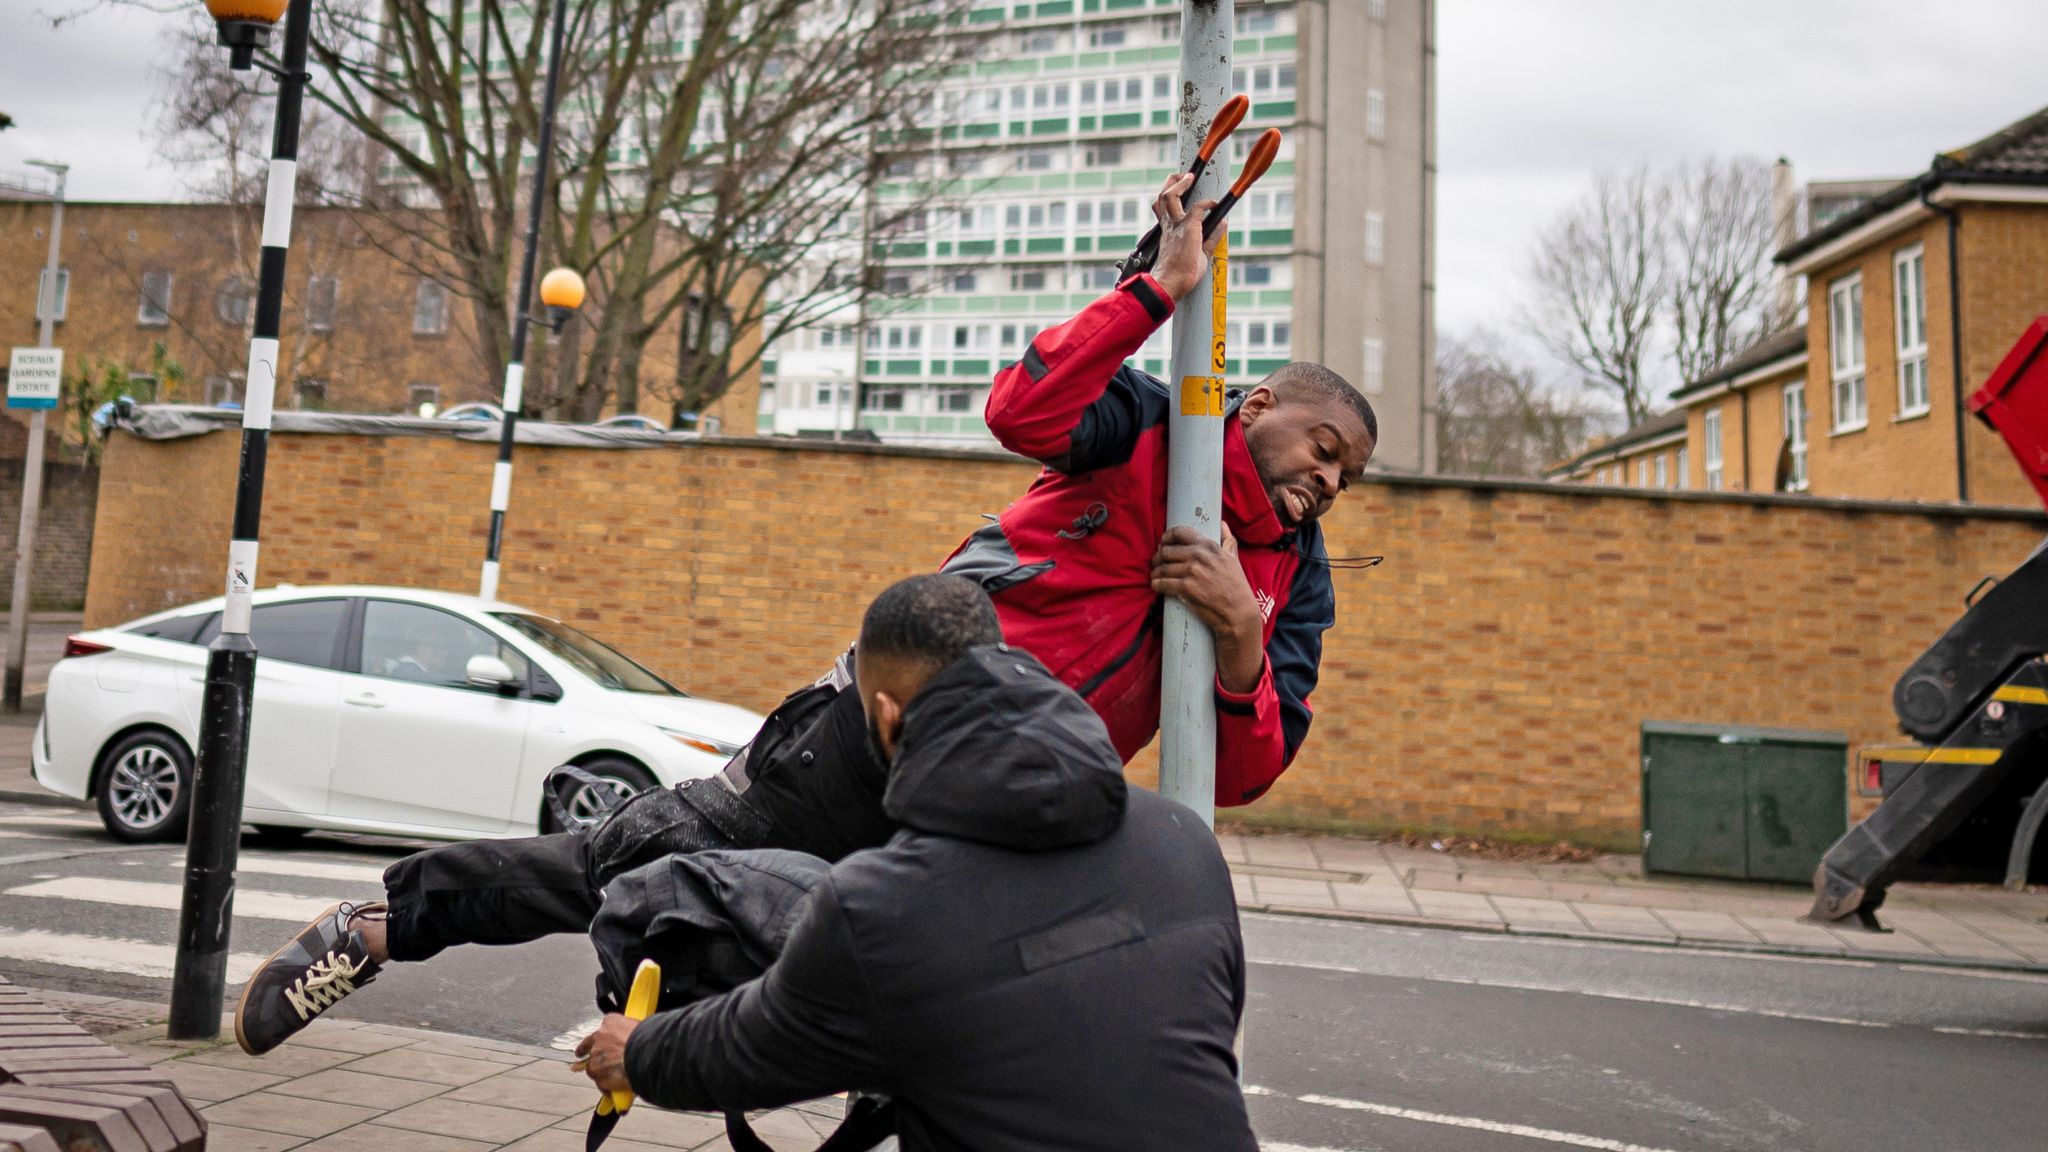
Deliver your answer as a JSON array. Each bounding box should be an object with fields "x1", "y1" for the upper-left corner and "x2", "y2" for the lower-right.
[
  {"x1": 571, "y1": 1013, "x2": 639, "y2": 1095},
  {"x1": 1149, "y1": 172, "x2": 1224, "y2": 302},
  {"x1": 1150, "y1": 525, "x2": 1264, "y2": 693}
]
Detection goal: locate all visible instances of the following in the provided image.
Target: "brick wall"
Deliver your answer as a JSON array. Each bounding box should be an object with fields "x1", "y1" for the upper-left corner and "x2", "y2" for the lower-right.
[
  {"x1": 0, "y1": 459, "x2": 98, "y2": 611},
  {"x1": 85, "y1": 429, "x2": 2048, "y2": 848}
]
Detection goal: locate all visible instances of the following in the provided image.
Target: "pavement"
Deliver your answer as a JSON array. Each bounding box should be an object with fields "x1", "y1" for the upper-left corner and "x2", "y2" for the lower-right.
[
  {"x1": 19, "y1": 912, "x2": 2048, "y2": 1152},
  {"x1": 3, "y1": 610, "x2": 2042, "y2": 976},
  {"x1": 28, "y1": 988, "x2": 833, "y2": 1152}
]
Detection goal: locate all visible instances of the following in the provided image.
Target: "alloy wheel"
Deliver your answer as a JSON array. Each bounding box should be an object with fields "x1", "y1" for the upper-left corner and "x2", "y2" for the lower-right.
[{"x1": 108, "y1": 744, "x2": 181, "y2": 831}]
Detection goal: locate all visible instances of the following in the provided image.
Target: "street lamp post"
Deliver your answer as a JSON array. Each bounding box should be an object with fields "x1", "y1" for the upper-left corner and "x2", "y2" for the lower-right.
[
  {"x1": 167, "y1": 0, "x2": 311, "y2": 1041},
  {"x1": 479, "y1": 0, "x2": 578, "y2": 602},
  {"x1": 1158, "y1": 0, "x2": 1233, "y2": 828},
  {"x1": 3, "y1": 160, "x2": 67, "y2": 714}
]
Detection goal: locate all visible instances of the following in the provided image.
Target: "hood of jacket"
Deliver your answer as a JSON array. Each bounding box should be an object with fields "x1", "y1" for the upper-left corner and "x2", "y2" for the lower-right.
[{"x1": 881, "y1": 645, "x2": 1127, "y2": 851}]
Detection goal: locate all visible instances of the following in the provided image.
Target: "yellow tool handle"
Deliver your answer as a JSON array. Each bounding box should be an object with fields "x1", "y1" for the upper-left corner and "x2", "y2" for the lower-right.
[{"x1": 599, "y1": 960, "x2": 662, "y2": 1115}]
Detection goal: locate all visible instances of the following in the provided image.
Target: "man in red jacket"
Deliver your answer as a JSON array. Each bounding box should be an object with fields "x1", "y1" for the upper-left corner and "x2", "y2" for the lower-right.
[{"x1": 234, "y1": 172, "x2": 1376, "y2": 1056}]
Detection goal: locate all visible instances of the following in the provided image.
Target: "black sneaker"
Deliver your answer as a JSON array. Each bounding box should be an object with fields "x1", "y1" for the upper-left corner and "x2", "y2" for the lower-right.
[{"x1": 233, "y1": 901, "x2": 385, "y2": 1055}]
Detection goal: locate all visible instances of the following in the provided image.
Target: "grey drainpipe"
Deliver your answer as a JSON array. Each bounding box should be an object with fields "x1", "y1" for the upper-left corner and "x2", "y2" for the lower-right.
[{"x1": 1920, "y1": 185, "x2": 1968, "y2": 503}]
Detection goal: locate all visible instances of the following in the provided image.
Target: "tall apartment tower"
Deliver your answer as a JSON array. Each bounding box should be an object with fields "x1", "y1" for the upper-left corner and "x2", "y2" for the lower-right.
[{"x1": 760, "y1": 0, "x2": 1437, "y2": 472}]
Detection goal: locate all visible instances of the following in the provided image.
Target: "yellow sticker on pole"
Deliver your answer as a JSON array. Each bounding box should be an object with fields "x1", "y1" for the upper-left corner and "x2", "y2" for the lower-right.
[
  {"x1": 1181, "y1": 375, "x2": 1226, "y2": 417},
  {"x1": 1210, "y1": 232, "x2": 1229, "y2": 373}
]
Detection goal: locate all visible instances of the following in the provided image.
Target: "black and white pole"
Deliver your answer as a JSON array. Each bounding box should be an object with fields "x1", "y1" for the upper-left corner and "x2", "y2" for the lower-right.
[
  {"x1": 480, "y1": 0, "x2": 572, "y2": 602},
  {"x1": 168, "y1": 0, "x2": 313, "y2": 1041}
]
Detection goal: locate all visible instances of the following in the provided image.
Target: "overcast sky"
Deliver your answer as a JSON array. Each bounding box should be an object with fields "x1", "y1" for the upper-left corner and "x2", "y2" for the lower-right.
[{"x1": 5, "y1": 1, "x2": 2048, "y2": 345}]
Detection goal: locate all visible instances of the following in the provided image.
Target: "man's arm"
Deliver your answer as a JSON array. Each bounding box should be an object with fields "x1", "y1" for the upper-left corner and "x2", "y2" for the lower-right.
[
  {"x1": 1214, "y1": 553, "x2": 1332, "y2": 806},
  {"x1": 1152, "y1": 527, "x2": 1334, "y2": 808},
  {"x1": 612, "y1": 877, "x2": 890, "y2": 1112},
  {"x1": 984, "y1": 172, "x2": 1218, "y2": 470}
]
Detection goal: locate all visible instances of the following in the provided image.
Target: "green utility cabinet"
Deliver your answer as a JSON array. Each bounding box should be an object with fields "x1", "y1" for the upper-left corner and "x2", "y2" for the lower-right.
[{"x1": 1641, "y1": 722, "x2": 1849, "y2": 883}]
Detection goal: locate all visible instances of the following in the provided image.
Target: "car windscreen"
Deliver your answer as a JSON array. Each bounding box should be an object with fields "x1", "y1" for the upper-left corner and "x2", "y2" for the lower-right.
[{"x1": 491, "y1": 613, "x2": 682, "y2": 696}]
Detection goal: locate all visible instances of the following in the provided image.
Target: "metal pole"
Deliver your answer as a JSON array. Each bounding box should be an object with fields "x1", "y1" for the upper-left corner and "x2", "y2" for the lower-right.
[
  {"x1": 4, "y1": 163, "x2": 64, "y2": 713},
  {"x1": 480, "y1": 0, "x2": 570, "y2": 601},
  {"x1": 1158, "y1": 0, "x2": 1232, "y2": 828},
  {"x1": 167, "y1": 0, "x2": 312, "y2": 1040}
]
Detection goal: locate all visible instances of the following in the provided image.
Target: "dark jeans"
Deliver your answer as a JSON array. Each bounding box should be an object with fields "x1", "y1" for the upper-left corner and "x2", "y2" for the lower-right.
[{"x1": 382, "y1": 670, "x2": 886, "y2": 964}]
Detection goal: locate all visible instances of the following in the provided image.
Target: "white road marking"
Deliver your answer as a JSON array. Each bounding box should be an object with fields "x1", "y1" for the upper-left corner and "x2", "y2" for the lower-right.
[
  {"x1": 1900, "y1": 964, "x2": 2048, "y2": 986},
  {"x1": 0, "y1": 815, "x2": 100, "y2": 828},
  {"x1": 7, "y1": 877, "x2": 346, "y2": 922},
  {"x1": 1931, "y1": 1026, "x2": 2048, "y2": 1041},
  {"x1": 1251, "y1": 957, "x2": 1890, "y2": 1029},
  {"x1": 0, "y1": 927, "x2": 262, "y2": 983},
  {"x1": 220, "y1": 856, "x2": 390, "y2": 886},
  {"x1": 550, "y1": 1016, "x2": 605, "y2": 1052},
  {"x1": 1251, "y1": 1085, "x2": 1685, "y2": 1152}
]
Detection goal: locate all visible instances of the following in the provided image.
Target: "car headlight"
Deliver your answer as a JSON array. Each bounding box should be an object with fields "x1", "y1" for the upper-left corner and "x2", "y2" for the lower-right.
[{"x1": 659, "y1": 728, "x2": 743, "y2": 759}]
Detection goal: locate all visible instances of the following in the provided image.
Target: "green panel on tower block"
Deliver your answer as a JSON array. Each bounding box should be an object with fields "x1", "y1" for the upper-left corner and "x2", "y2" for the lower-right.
[
  {"x1": 958, "y1": 240, "x2": 996, "y2": 256},
  {"x1": 1026, "y1": 237, "x2": 1065, "y2": 254},
  {"x1": 1102, "y1": 112, "x2": 1142, "y2": 130}
]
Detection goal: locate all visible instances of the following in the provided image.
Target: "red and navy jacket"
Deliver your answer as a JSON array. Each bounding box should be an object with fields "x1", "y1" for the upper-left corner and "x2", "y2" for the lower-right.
[{"x1": 939, "y1": 273, "x2": 1335, "y2": 808}]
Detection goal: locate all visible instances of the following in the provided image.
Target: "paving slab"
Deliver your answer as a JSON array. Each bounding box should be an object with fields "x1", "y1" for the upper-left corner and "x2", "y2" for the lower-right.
[
  {"x1": 295, "y1": 1128, "x2": 496, "y2": 1152},
  {"x1": 201, "y1": 1124, "x2": 307, "y2": 1152},
  {"x1": 1239, "y1": 835, "x2": 1321, "y2": 870},
  {"x1": 202, "y1": 1091, "x2": 384, "y2": 1138},
  {"x1": 446, "y1": 1070, "x2": 607, "y2": 1117},
  {"x1": 370, "y1": 1097, "x2": 566, "y2": 1143},
  {"x1": 269, "y1": 1067, "x2": 452, "y2": 1109},
  {"x1": 339, "y1": 1047, "x2": 514, "y2": 1087},
  {"x1": 1249, "y1": 876, "x2": 1336, "y2": 909},
  {"x1": 189, "y1": 1044, "x2": 361, "y2": 1079},
  {"x1": 156, "y1": 1060, "x2": 288, "y2": 1104},
  {"x1": 1650, "y1": 909, "x2": 1761, "y2": 943},
  {"x1": 544, "y1": 1109, "x2": 732, "y2": 1150}
]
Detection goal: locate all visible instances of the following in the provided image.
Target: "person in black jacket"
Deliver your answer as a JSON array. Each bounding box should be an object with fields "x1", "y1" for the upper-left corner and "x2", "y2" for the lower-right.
[{"x1": 574, "y1": 574, "x2": 1257, "y2": 1152}]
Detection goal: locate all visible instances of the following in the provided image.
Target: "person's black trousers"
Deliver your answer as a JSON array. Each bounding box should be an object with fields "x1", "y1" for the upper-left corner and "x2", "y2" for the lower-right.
[{"x1": 380, "y1": 668, "x2": 885, "y2": 963}]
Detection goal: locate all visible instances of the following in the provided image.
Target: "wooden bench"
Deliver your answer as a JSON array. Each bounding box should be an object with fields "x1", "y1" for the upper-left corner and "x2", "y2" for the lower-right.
[{"x1": 0, "y1": 978, "x2": 204, "y2": 1152}]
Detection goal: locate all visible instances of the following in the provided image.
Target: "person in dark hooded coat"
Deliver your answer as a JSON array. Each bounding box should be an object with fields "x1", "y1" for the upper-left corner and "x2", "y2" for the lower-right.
[{"x1": 574, "y1": 574, "x2": 1257, "y2": 1152}]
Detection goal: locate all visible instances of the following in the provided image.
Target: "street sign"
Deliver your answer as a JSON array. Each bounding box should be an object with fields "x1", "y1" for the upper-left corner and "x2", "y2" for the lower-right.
[{"x1": 6, "y1": 348, "x2": 61, "y2": 410}]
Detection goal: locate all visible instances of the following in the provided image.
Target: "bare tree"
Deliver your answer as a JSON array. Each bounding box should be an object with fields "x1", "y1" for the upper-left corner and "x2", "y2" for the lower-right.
[
  {"x1": 1667, "y1": 155, "x2": 1784, "y2": 384},
  {"x1": 139, "y1": 0, "x2": 975, "y2": 424},
  {"x1": 1520, "y1": 167, "x2": 1669, "y2": 425},
  {"x1": 1522, "y1": 155, "x2": 1788, "y2": 426},
  {"x1": 1435, "y1": 328, "x2": 1604, "y2": 477}
]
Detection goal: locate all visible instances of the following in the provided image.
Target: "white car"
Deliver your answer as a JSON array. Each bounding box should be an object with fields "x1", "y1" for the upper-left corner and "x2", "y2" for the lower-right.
[{"x1": 32, "y1": 586, "x2": 763, "y2": 844}]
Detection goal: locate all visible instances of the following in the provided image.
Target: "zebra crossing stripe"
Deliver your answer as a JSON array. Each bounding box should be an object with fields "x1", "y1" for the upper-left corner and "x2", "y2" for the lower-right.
[
  {"x1": 228, "y1": 856, "x2": 389, "y2": 886},
  {"x1": 0, "y1": 927, "x2": 264, "y2": 983},
  {"x1": 7, "y1": 877, "x2": 344, "y2": 921}
]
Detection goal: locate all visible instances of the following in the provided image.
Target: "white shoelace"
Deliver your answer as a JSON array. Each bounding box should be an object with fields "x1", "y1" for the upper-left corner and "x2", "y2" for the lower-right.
[{"x1": 284, "y1": 951, "x2": 364, "y2": 1022}]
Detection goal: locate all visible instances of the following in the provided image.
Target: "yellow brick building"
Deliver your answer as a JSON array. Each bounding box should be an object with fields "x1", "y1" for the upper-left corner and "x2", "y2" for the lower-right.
[
  {"x1": 1749, "y1": 106, "x2": 2048, "y2": 508},
  {"x1": 0, "y1": 200, "x2": 758, "y2": 434}
]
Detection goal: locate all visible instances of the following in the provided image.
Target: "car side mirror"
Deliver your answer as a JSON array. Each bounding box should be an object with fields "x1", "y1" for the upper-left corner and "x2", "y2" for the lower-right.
[{"x1": 466, "y1": 654, "x2": 518, "y2": 693}]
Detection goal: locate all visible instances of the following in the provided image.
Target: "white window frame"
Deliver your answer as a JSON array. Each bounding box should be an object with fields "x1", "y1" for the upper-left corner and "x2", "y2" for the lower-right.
[
  {"x1": 1783, "y1": 380, "x2": 1809, "y2": 491},
  {"x1": 413, "y1": 280, "x2": 449, "y2": 336},
  {"x1": 307, "y1": 274, "x2": 340, "y2": 333},
  {"x1": 1654, "y1": 453, "x2": 1668, "y2": 489},
  {"x1": 137, "y1": 270, "x2": 173, "y2": 327},
  {"x1": 1364, "y1": 212, "x2": 1385, "y2": 265},
  {"x1": 1828, "y1": 273, "x2": 1867, "y2": 432},
  {"x1": 1676, "y1": 447, "x2": 1690, "y2": 490},
  {"x1": 1361, "y1": 337, "x2": 1384, "y2": 395},
  {"x1": 1703, "y1": 408, "x2": 1724, "y2": 491},
  {"x1": 1893, "y1": 245, "x2": 1929, "y2": 418},
  {"x1": 1365, "y1": 89, "x2": 1386, "y2": 141}
]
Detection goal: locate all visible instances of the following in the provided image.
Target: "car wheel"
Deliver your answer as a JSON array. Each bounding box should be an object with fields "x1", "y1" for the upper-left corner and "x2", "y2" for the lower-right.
[
  {"x1": 95, "y1": 730, "x2": 193, "y2": 843},
  {"x1": 543, "y1": 758, "x2": 658, "y2": 834}
]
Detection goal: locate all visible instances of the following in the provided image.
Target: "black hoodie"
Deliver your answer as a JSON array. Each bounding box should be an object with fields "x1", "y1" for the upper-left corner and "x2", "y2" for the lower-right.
[{"x1": 622, "y1": 646, "x2": 1256, "y2": 1152}]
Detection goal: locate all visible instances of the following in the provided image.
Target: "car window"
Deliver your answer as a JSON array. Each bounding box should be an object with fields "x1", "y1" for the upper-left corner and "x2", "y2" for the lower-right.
[
  {"x1": 361, "y1": 601, "x2": 531, "y2": 691},
  {"x1": 491, "y1": 612, "x2": 681, "y2": 695},
  {"x1": 250, "y1": 600, "x2": 351, "y2": 669},
  {"x1": 125, "y1": 611, "x2": 217, "y2": 644}
]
